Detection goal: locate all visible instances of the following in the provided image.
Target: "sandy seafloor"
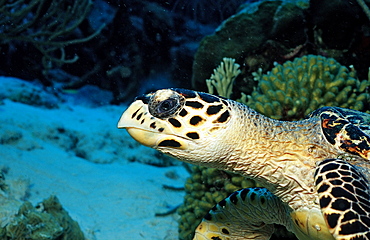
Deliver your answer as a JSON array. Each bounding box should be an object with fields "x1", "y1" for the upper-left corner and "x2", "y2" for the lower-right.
[{"x1": 0, "y1": 77, "x2": 190, "y2": 239}]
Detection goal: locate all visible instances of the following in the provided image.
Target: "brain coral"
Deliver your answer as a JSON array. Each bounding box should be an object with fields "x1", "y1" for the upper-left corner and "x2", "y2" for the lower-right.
[{"x1": 245, "y1": 54, "x2": 369, "y2": 120}]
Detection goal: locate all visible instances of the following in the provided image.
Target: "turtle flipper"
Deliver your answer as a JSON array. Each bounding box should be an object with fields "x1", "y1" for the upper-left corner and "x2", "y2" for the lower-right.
[
  {"x1": 193, "y1": 187, "x2": 291, "y2": 240},
  {"x1": 314, "y1": 158, "x2": 370, "y2": 240}
]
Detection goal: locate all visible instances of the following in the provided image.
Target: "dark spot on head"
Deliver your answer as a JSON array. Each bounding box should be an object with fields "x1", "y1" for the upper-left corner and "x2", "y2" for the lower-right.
[
  {"x1": 190, "y1": 116, "x2": 203, "y2": 126},
  {"x1": 211, "y1": 237, "x2": 222, "y2": 240},
  {"x1": 168, "y1": 118, "x2": 182, "y2": 128},
  {"x1": 150, "y1": 122, "x2": 156, "y2": 129},
  {"x1": 136, "y1": 112, "x2": 143, "y2": 120},
  {"x1": 158, "y1": 128, "x2": 164, "y2": 132},
  {"x1": 179, "y1": 109, "x2": 188, "y2": 117},
  {"x1": 185, "y1": 101, "x2": 204, "y2": 109},
  {"x1": 260, "y1": 196, "x2": 266, "y2": 204},
  {"x1": 158, "y1": 140, "x2": 181, "y2": 148},
  {"x1": 186, "y1": 132, "x2": 199, "y2": 139},
  {"x1": 172, "y1": 88, "x2": 197, "y2": 98},
  {"x1": 141, "y1": 119, "x2": 145, "y2": 124},
  {"x1": 132, "y1": 108, "x2": 140, "y2": 119},
  {"x1": 206, "y1": 105, "x2": 223, "y2": 115},
  {"x1": 216, "y1": 110, "x2": 230, "y2": 123},
  {"x1": 198, "y1": 92, "x2": 220, "y2": 103}
]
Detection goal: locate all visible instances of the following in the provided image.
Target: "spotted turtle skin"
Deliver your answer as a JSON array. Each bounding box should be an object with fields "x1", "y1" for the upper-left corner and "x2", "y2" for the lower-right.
[{"x1": 118, "y1": 88, "x2": 370, "y2": 240}]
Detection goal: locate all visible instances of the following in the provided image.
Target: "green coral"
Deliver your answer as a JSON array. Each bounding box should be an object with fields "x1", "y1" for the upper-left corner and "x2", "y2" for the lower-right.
[
  {"x1": 0, "y1": 196, "x2": 84, "y2": 240},
  {"x1": 178, "y1": 165, "x2": 258, "y2": 240},
  {"x1": 245, "y1": 55, "x2": 369, "y2": 120},
  {"x1": 206, "y1": 57, "x2": 241, "y2": 98}
]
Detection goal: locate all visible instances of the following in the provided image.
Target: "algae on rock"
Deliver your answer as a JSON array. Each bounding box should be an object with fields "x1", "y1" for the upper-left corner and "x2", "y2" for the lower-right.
[{"x1": 1, "y1": 196, "x2": 84, "y2": 240}]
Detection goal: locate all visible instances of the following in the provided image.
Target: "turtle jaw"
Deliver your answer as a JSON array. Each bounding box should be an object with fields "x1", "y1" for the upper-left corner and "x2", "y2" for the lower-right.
[
  {"x1": 117, "y1": 100, "x2": 190, "y2": 150},
  {"x1": 119, "y1": 126, "x2": 190, "y2": 150}
]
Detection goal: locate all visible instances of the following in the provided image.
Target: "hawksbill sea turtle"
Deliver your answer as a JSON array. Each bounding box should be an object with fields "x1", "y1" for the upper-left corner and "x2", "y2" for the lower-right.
[{"x1": 117, "y1": 88, "x2": 370, "y2": 240}]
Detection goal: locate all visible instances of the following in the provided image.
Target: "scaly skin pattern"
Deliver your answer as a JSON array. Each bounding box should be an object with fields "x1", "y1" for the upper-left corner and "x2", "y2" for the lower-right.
[{"x1": 118, "y1": 88, "x2": 370, "y2": 240}]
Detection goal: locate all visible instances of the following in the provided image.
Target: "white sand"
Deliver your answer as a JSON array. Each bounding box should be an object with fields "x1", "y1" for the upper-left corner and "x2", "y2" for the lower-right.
[{"x1": 0, "y1": 81, "x2": 189, "y2": 240}]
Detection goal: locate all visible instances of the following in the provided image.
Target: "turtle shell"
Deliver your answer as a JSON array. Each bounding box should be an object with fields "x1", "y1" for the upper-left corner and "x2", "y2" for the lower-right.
[{"x1": 308, "y1": 107, "x2": 370, "y2": 160}]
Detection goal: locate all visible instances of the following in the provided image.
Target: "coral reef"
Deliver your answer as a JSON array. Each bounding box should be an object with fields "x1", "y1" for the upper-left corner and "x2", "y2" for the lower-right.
[
  {"x1": 192, "y1": 0, "x2": 370, "y2": 97},
  {"x1": 177, "y1": 165, "x2": 259, "y2": 240},
  {"x1": 192, "y1": 0, "x2": 309, "y2": 92},
  {"x1": 0, "y1": 170, "x2": 84, "y2": 240},
  {"x1": 0, "y1": 0, "x2": 104, "y2": 73},
  {"x1": 0, "y1": 196, "x2": 84, "y2": 240},
  {"x1": 246, "y1": 55, "x2": 370, "y2": 120}
]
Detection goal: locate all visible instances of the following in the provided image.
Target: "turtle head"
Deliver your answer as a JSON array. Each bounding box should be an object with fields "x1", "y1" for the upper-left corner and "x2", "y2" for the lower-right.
[{"x1": 117, "y1": 88, "x2": 234, "y2": 165}]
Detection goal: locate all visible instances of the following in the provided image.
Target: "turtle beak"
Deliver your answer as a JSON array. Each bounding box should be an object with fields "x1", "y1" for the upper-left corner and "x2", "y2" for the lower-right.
[{"x1": 117, "y1": 100, "x2": 160, "y2": 147}]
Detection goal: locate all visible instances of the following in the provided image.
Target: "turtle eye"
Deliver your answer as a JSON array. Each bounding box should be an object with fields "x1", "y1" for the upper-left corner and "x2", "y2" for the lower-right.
[
  {"x1": 158, "y1": 98, "x2": 177, "y2": 113},
  {"x1": 149, "y1": 93, "x2": 184, "y2": 119}
]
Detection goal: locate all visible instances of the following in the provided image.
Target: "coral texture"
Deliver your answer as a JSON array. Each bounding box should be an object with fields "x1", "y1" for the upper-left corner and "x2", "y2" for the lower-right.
[
  {"x1": 206, "y1": 57, "x2": 241, "y2": 98},
  {"x1": 246, "y1": 55, "x2": 369, "y2": 120},
  {"x1": 177, "y1": 166, "x2": 258, "y2": 240},
  {"x1": 0, "y1": 172, "x2": 84, "y2": 240},
  {"x1": 0, "y1": 196, "x2": 84, "y2": 240}
]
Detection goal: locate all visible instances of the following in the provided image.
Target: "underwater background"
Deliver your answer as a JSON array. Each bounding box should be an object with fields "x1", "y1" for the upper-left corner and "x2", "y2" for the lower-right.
[{"x1": 0, "y1": 0, "x2": 369, "y2": 239}]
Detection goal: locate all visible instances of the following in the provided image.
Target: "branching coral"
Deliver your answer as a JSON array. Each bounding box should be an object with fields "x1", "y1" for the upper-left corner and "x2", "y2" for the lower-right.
[
  {"x1": 246, "y1": 55, "x2": 369, "y2": 120},
  {"x1": 206, "y1": 57, "x2": 241, "y2": 99},
  {"x1": 0, "y1": 0, "x2": 105, "y2": 71}
]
